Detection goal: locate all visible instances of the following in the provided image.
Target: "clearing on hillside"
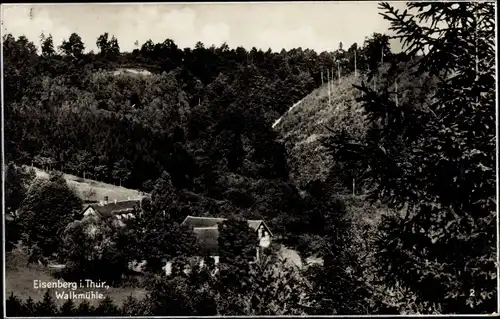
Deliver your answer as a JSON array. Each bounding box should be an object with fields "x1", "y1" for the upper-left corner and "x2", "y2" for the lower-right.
[
  {"x1": 32, "y1": 167, "x2": 144, "y2": 203},
  {"x1": 274, "y1": 63, "x2": 433, "y2": 189}
]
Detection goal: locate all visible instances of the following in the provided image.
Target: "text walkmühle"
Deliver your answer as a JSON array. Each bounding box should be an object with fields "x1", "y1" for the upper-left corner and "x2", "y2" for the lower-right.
[{"x1": 55, "y1": 291, "x2": 105, "y2": 300}]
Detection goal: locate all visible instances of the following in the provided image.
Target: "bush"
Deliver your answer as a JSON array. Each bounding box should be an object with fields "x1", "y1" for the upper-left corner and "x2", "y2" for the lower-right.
[{"x1": 19, "y1": 176, "x2": 82, "y2": 257}]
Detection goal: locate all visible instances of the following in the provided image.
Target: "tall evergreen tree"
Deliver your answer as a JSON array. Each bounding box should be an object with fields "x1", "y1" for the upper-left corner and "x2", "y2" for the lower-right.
[
  {"x1": 23, "y1": 296, "x2": 36, "y2": 316},
  {"x1": 324, "y1": 2, "x2": 496, "y2": 314}
]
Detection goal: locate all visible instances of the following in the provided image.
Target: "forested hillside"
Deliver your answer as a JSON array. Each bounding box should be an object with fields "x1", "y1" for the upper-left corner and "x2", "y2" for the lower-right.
[
  {"x1": 5, "y1": 31, "x2": 391, "y2": 192},
  {"x1": 4, "y1": 28, "x2": 393, "y2": 234}
]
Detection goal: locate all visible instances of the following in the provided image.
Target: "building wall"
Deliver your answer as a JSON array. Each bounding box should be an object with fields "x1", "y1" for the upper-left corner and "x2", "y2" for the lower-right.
[
  {"x1": 163, "y1": 256, "x2": 220, "y2": 276},
  {"x1": 83, "y1": 207, "x2": 97, "y2": 218},
  {"x1": 257, "y1": 224, "x2": 272, "y2": 246}
]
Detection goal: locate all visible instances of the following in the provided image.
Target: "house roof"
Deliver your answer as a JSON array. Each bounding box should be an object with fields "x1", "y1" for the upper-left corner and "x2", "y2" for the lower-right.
[
  {"x1": 181, "y1": 215, "x2": 273, "y2": 236},
  {"x1": 181, "y1": 216, "x2": 227, "y2": 228},
  {"x1": 83, "y1": 200, "x2": 140, "y2": 218},
  {"x1": 182, "y1": 215, "x2": 274, "y2": 255}
]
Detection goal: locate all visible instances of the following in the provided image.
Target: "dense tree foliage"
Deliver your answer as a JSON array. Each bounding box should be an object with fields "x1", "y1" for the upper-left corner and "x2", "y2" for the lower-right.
[
  {"x1": 4, "y1": 164, "x2": 36, "y2": 214},
  {"x1": 18, "y1": 172, "x2": 82, "y2": 257},
  {"x1": 217, "y1": 218, "x2": 259, "y2": 296},
  {"x1": 59, "y1": 215, "x2": 130, "y2": 284},
  {"x1": 3, "y1": 30, "x2": 392, "y2": 256},
  {"x1": 4, "y1": 30, "x2": 385, "y2": 191},
  {"x1": 218, "y1": 256, "x2": 310, "y2": 315},
  {"x1": 303, "y1": 192, "x2": 375, "y2": 314},
  {"x1": 4, "y1": 164, "x2": 36, "y2": 251}
]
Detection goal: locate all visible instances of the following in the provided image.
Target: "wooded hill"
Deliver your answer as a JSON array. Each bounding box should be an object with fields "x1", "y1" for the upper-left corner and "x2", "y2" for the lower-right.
[
  {"x1": 4, "y1": 30, "x2": 397, "y2": 235},
  {"x1": 4, "y1": 2, "x2": 496, "y2": 315}
]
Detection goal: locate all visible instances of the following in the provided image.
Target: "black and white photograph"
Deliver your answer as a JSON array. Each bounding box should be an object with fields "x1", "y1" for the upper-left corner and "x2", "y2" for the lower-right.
[{"x1": 2, "y1": 1, "x2": 498, "y2": 316}]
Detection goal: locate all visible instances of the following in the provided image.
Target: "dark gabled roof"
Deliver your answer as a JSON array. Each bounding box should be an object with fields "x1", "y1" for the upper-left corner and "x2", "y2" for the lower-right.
[
  {"x1": 182, "y1": 215, "x2": 274, "y2": 256},
  {"x1": 83, "y1": 200, "x2": 140, "y2": 218},
  {"x1": 247, "y1": 220, "x2": 273, "y2": 237},
  {"x1": 181, "y1": 216, "x2": 226, "y2": 228},
  {"x1": 193, "y1": 227, "x2": 220, "y2": 256},
  {"x1": 181, "y1": 215, "x2": 273, "y2": 237}
]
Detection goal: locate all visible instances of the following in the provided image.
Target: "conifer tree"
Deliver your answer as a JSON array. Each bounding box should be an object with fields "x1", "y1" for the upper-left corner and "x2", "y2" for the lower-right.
[
  {"x1": 324, "y1": 2, "x2": 496, "y2": 314},
  {"x1": 23, "y1": 296, "x2": 36, "y2": 316},
  {"x1": 77, "y1": 300, "x2": 96, "y2": 316},
  {"x1": 34, "y1": 290, "x2": 58, "y2": 316},
  {"x1": 6, "y1": 293, "x2": 24, "y2": 317},
  {"x1": 59, "y1": 298, "x2": 76, "y2": 316}
]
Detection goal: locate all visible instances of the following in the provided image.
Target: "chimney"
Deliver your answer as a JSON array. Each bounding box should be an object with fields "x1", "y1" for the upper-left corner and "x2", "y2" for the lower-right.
[
  {"x1": 114, "y1": 199, "x2": 117, "y2": 204},
  {"x1": 104, "y1": 196, "x2": 108, "y2": 205}
]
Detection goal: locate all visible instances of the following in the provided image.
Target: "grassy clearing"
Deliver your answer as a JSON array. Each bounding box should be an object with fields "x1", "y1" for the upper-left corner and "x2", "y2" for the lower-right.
[
  {"x1": 32, "y1": 167, "x2": 143, "y2": 203},
  {"x1": 5, "y1": 247, "x2": 147, "y2": 307}
]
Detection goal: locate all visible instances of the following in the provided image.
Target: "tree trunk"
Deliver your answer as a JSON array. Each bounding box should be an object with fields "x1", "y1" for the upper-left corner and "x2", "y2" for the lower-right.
[
  {"x1": 337, "y1": 62, "x2": 340, "y2": 85},
  {"x1": 354, "y1": 50, "x2": 357, "y2": 77},
  {"x1": 327, "y1": 69, "x2": 331, "y2": 106},
  {"x1": 395, "y1": 81, "x2": 398, "y2": 107},
  {"x1": 353, "y1": 178, "x2": 355, "y2": 197}
]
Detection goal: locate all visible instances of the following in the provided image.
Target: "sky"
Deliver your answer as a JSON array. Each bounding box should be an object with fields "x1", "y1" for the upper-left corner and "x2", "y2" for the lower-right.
[{"x1": 1, "y1": 2, "x2": 406, "y2": 54}]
